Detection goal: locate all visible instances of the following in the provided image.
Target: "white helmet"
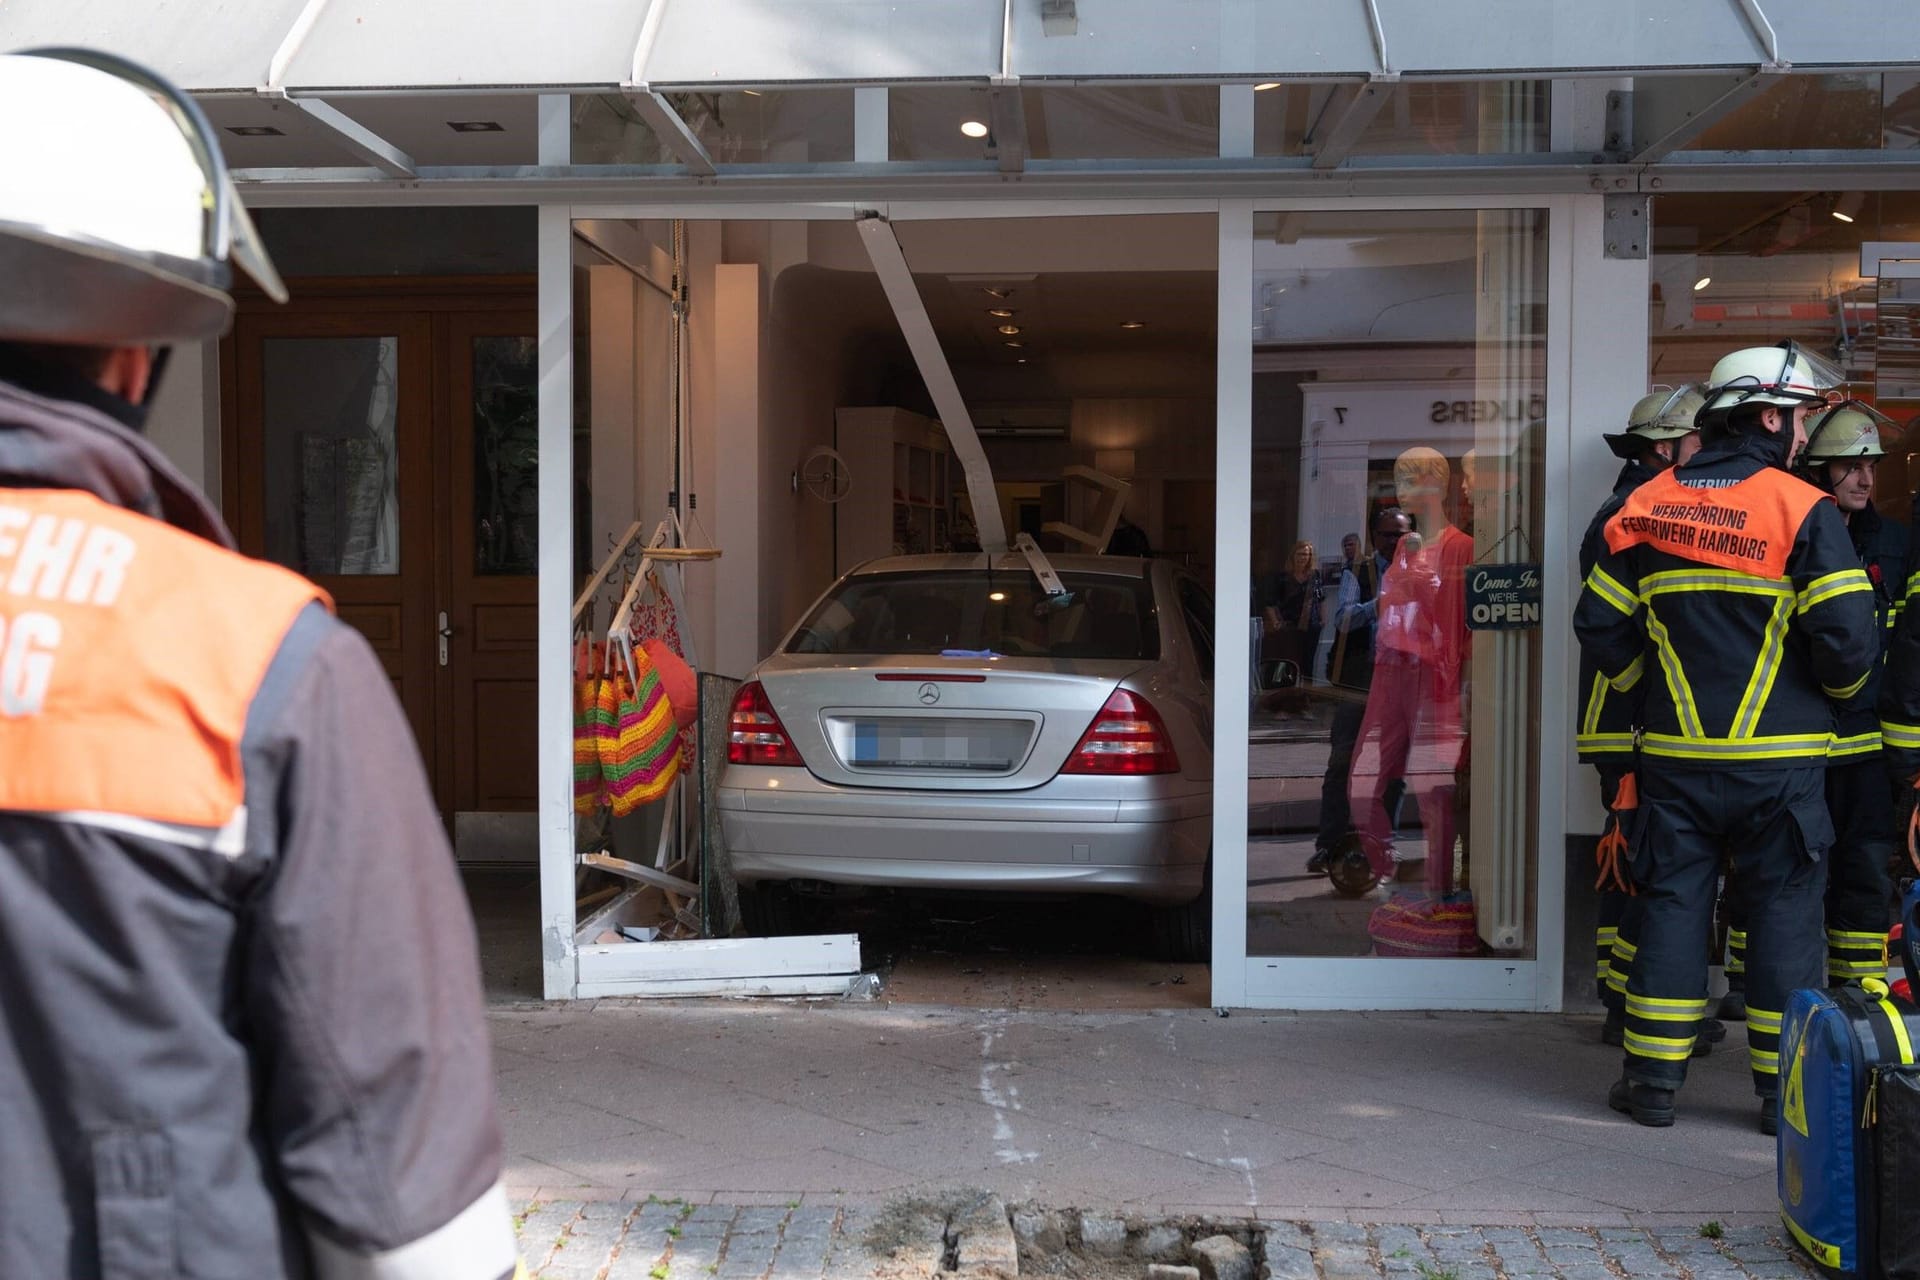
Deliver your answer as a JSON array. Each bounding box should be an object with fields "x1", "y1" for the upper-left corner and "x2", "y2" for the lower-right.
[
  {"x1": 0, "y1": 49, "x2": 286, "y2": 346},
  {"x1": 1700, "y1": 340, "x2": 1845, "y2": 415},
  {"x1": 1799, "y1": 400, "x2": 1892, "y2": 463},
  {"x1": 1604, "y1": 384, "x2": 1705, "y2": 459}
]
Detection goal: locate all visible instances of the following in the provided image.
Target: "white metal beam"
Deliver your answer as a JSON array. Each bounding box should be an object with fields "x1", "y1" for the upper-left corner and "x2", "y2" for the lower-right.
[
  {"x1": 624, "y1": 91, "x2": 718, "y2": 176},
  {"x1": 853, "y1": 212, "x2": 1011, "y2": 554},
  {"x1": 535, "y1": 94, "x2": 577, "y2": 1001},
  {"x1": 855, "y1": 87, "x2": 889, "y2": 163},
  {"x1": 1307, "y1": 82, "x2": 1393, "y2": 170},
  {"x1": 275, "y1": 95, "x2": 416, "y2": 177},
  {"x1": 1220, "y1": 85, "x2": 1255, "y2": 160}
]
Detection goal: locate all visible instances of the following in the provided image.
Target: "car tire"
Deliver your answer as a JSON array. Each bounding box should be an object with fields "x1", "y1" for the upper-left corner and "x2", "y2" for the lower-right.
[
  {"x1": 737, "y1": 882, "x2": 801, "y2": 935},
  {"x1": 1327, "y1": 836, "x2": 1380, "y2": 898},
  {"x1": 1151, "y1": 855, "x2": 1212, "y2": 963}
]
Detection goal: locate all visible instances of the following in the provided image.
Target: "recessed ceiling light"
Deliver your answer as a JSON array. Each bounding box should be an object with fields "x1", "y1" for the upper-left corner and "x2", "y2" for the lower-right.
[
  {"x1": 1004, "y1": 340, "x2": 1025, "y2": 348},
  {"x1": 1693, "y1": 276, "x2": 1712, "y2": 292},
  {"x1": 982, "y1": 287, "x2": 1013, "y2": 300},
  {"x1": 226, "y1": 125, "x2": 284, "y2": 137},
  {"x1": 742, "y1": 89, "x2": 763, "y2": 97},
  {"x1": 1833, "y1": 210, "x2": 1855, "y2": 223},
  {"x1": 1119, "y1": 320, "x2": 1146, "y2": 329},
  {"x1": 1016, "y1": 357, "x2": 1028, "y2": 363},
  {"x1": 447, "y1": 120, "x2": 505, "y2": 133},
  {"x1": 988, "y1": 591, "x2": 1008, "y2": 602},
  {"x1": 997, "y1": 324, "x2": 1022, "y2": 335},
  {"x1": 987, "y1": 308, "x2": 1016, "y2": 318},
  {"x1": 960, "y1": 120, "x2": 990, "y2": 138},
  {"x1": 1254, "y1": 82, "x2": 1281, "y2": 91}
]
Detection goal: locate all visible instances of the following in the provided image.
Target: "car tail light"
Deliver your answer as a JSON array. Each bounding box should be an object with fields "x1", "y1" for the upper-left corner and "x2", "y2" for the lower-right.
[
  {"x1": 728, "y1": 681, "x2": 803, "y2": 766},
  {"x1": 1062, "y1": 689, "x2": 1181, "y2": 775}
]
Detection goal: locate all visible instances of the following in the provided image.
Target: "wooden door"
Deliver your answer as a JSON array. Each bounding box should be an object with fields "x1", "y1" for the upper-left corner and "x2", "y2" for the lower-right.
[
  {"x1": 444, "y1": 311, "x2": 540, "y2": 814},
  {"x1": 229, "y1": 310, "x2": 438, "y2": 755}
]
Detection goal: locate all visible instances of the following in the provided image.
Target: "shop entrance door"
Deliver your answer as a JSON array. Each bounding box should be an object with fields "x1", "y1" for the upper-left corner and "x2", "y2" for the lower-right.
[{"x1": 226, "y1": 283, "x2": 539, "y2": 848}]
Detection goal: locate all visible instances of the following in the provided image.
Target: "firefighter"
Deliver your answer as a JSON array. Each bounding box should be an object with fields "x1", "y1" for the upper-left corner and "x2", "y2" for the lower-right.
[
  {"x1": 1575, "y1": 340, "x2": 1876, "y2": 1134},
  {"x1": 1580, "y1": 386, "x2": 1711, "y2": 1048},
  {"x1": 0, "y1": 52, "x2": 521, "y2": 1277},
  {"x1": 1793, "y1": 402, "x2": 1907, "y2": 986}
]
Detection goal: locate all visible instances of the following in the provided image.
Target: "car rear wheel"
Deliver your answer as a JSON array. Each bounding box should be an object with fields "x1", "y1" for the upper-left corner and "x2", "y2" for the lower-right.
[{"x1": 1151, "y1": 855, "x2": 1212, "y2": 963}]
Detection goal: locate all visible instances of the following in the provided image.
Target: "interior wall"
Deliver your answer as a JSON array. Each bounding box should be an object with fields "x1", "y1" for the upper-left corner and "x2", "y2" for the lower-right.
[{"x1": 145, "y1": 341, "x2": 219, "y2": 504}]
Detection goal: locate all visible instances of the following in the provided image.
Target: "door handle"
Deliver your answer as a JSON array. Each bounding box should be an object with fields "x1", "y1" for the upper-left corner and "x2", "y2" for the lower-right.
[{"x1": 438, "y1": 611, "x2": 453, "y2": 667}]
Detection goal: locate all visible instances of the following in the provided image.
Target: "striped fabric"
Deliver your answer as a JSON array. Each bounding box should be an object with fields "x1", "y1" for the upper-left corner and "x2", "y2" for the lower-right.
[{"x1": 594, "y1": 645, "x2": 683, "y2": 816}]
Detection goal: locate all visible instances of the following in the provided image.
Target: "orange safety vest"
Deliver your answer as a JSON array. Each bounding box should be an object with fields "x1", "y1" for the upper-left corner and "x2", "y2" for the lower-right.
[
  {"x1": 0, "y1": 489, "x2": 328, "y2": 831},
  {"x1": 1605, "y1": 467, "x2": 1823, "y2": 580}
]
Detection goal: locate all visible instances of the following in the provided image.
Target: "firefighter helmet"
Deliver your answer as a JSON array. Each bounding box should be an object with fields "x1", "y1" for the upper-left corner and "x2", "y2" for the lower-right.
[
  {"x1": 1701, "y1": 340, "x2": 1846, "y2": 415},
  {"x1": 1799, "y1": 400, "x2": 1891, "y2": 463},
  {"x1": 0, "y1": 49, "x2": 286, "y2": 347},
  {"x1": 1604, "y1": 384, "x2": 1705, "y2": 459}
]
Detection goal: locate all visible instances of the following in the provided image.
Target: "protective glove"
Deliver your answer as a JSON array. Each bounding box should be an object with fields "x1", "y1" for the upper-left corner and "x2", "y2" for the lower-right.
[{"x1": 1595, "y1": 772, "x2": 1639, "y2": 895}]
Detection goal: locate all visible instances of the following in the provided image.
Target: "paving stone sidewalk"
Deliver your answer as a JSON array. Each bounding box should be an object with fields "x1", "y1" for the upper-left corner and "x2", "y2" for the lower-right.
[{"x1": 513, "y1": 1198, "x2": 1818, "y2": 1280}]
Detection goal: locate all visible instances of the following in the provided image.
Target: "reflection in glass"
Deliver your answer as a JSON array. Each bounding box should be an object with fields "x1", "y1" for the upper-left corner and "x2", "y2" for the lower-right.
[
  {"x1": 1255, "y1": 81, "x2": 1549, "y2": 158},
  {"x1": 473, "y1": 336, "x2": 539, "y2": 576},
  {"x1": 1246, "y1": 210, "x2": 1546, "y2": 961},
  {"x1": 263, "y1": 336, "x2": 400, "y2": 576},
  {"x1": 572, "y1": 91, "x2": 853, "y2": 164}
]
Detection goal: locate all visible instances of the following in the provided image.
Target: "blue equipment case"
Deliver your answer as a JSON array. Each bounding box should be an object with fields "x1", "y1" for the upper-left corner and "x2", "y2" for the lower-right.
[{"x1": 1777, "y1": 883, "x2": 1920, "y2": 1280}]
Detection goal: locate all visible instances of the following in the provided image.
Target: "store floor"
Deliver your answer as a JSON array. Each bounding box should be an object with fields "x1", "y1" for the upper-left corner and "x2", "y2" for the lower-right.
[{"x1": 460, "y1": 867, "x2": 1209, "y2": 1010}]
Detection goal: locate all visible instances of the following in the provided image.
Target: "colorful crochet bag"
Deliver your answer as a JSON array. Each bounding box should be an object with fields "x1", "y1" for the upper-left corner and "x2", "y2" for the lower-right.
[
  {"x1": 573, "y1": 636, "x2": 606, "y2": 816},
  {"x1": 594, "y1": 640, "x2": 682, "y2": 816},
  {"x1": 1367, "y1": 891, "x2": 1483, "y2": 958}
]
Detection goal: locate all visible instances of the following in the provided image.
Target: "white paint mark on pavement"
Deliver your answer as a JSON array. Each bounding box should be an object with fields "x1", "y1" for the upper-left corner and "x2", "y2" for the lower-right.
[{"x1": 978, "y1": 1016, "x2": 1037, "y2": 1165}]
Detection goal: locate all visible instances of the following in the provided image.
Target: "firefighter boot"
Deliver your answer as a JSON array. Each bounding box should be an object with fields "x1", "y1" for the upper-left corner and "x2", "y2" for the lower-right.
[{"x1": 1608, "y1": 1074, "x2": 1677, "y2": 1128}]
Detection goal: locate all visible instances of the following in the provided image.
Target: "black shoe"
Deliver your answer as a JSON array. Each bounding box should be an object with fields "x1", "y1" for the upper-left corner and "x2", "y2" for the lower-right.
[
  {"x1": 1609, "y1": 1075, "x2": 1677, "y2": 1128},
  {"x1": 1601, "y1": 1008, "x2": 1624, "y2": 1047},
  {"x1": 1759, "y1": 1095, "x2": 1778, "y2": 1137},
  {"x1": 1306, "y1": 847, "x2": 1332, "y2": 875},
  {"x1": 1693, "y1": 1018, "x2": 1726, "y2": 1057},
  {"x1": 1717, "y1": 989, "x2": 1747, "y2": 1021}
]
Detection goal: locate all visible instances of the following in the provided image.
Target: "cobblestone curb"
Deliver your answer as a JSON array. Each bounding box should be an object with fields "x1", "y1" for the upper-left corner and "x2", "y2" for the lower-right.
[{"x1": 514, "y1": 1198, "x2": 1817, "y2": 1280}]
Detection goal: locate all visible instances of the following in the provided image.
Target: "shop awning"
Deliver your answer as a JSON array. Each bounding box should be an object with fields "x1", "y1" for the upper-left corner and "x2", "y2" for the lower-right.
[{"x1": 5, "y1": 0, "x2": 1920, "y2": 95}]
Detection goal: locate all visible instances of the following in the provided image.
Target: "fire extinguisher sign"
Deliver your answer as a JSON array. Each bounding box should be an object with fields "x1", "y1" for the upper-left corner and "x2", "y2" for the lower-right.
[{"x1": 1465, "y1": 563, "x2": 1542, "y2": 630}]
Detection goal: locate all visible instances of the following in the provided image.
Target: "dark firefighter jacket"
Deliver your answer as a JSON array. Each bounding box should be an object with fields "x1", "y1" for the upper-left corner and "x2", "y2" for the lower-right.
[
  {"x1": 1828, "y1": 501, "x2": 1907, "y2": 760},
  {"x1": 0, "y1": 367, "x2": 517, "y2": 1280},
  {"x1": 1574, "y1": 432, "x2": 1877, "y2": 769},
  {"x1": 1875, "y1": 506, "x2": 1920, "y2": 784},
  {"x1": 1576, "y1": 457, "x2": 1662, "y2": 766}
]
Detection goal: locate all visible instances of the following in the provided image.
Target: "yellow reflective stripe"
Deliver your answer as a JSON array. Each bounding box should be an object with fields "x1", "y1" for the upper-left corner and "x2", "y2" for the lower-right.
[
  {"x1": 1639, "y1": 732, "x2": 1834, "y2": 761},
  {"x1": 1576, "y1": 732, "x2": 1637, "y2": 756},
  {"x1": 1830, "y1": 961, "x2": 1888, "y2": 979},
  {"x1": 1732, "y1": 598, "x2": 1791, "y2": 737},
  {"x1": 1609, "y1": 654, "x2": 1645, "y2": 694},
  {"x1": 1829, "y1": 731, "x2": 1882, "y2": 758},
  {"x1": 1747, "y1": 1007, "x2": 1784, "y2": 1033},
  {"x1": 1784, "y1": 1214, "x2": 1842, "y2": 1269},
  {"x1": 1597, "y1": 927, "x2": 1619, "y2": 944},
  {"x1": 1878, "y1": 999, "x2": 1915, "y2": 1064},
  {"x1": 1882, "y1": 721, "x2": 1920, "y2": 750},
  {"x1": 1626, "y1": 996, "x2": 1705, "y2": 1022},
  {"x1": 1643, "y1": 569, "x2": 1793, "y2": 597},
  {"x1": 1588, "y1": 565, "x2": 1638, "y2": 616},
  {"x1": 1644, "y1": 612, "x2": 1704, "y2": 738},
  {"x1": 1907, "y1": 568, "x2": 1920, "y2": 599},
  {"x1": 1625, "y1": 1031, "x2": 1696, "y2": 1060},
  {"x1": 1751, "y1": 1048, "x2": 1781, "y2": 1074},
  {"x1": 1595, "y1": 960, "x2": 1612, "y2": 979},
  {"x1": 1581, "y1": 672, "x2": 1609, "y2": 736},
  {"x1": 1824, "y1": 668, "x2": 1871, "y2": 702},
  {"x1": 1829, "y1": 929, "x2": 1890, "y2": 945},
  {"x1": 1727, "y1": 929, "x2": 1749, "y2": 946},
  {"x1": 1605, "y1": 970, "x2": 1628, "y2": 994},
  {"x1": 1799, "y1": 568, "x2": 1873, "y2": 613},
  {"x1": 1612, "y1": 939, "x2": 1640, "y2": 960}
]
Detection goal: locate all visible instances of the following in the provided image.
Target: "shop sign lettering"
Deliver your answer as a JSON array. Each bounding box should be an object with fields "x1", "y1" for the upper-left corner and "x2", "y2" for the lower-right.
[
  {"x1": 1466, "y1": 563, "x2": 1542, "y2": 630},
  {"x1": 1428, "y1": 396, "x2": 1547, "y2": 425}
]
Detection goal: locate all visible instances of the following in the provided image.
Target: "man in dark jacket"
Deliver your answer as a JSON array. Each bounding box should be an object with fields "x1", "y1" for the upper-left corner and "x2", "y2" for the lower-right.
[
  {"x1": 0, "y1": 51, "x2": 520, "y2": 1278},
  {"x1": 1578, "y1": 387, "x2": 1706, "y2": 1046},
  {"x1": 1575, "y1": 341, "x2": 1876, "y2": 1134},
  {"x1": 1792, "y1": 403, "x2": 1907, "y2": 986}
]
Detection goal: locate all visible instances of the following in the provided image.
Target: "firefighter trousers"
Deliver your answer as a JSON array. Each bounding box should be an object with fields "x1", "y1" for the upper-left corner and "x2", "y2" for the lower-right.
[
  {"x1": 1593, "y1": 765, "x2": 1635, "y2": 1010},
  {"x1": 1824, "y1": 756, "x2": 1895, "y2": 983},
  {"x1": 1624, "y1": 766, "x2": 1829, "y2": 1097}
]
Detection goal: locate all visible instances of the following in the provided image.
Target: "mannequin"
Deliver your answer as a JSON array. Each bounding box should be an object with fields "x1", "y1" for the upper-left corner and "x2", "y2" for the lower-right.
[{"x1": 1347, "y1": 446, "x2": 1475, "y2": 900}]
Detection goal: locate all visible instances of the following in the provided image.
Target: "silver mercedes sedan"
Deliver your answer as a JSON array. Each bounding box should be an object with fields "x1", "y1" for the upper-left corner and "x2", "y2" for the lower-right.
[{"x1": 717, "y1": 553, "x2": 1215, "y2": 960}]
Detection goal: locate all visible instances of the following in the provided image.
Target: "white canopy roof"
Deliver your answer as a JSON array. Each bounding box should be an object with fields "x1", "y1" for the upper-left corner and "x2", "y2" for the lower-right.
[{"x1": 5, "y1": 0, "x2": 1916, "y2": 95}]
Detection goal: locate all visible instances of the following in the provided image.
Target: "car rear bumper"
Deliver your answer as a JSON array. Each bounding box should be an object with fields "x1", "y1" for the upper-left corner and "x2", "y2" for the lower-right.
[{"x1": 717, "y1": 775, "x2": 1209, "y2": 905}]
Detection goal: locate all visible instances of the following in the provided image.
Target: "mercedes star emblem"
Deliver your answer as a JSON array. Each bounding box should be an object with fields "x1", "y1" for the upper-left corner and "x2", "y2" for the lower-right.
[{"x1": 917, "y1": 681, "x2": 941, "y2": 705}]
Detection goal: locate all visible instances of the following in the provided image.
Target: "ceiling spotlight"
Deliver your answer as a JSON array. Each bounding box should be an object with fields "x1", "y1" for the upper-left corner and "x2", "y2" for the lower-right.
[
  {"x1": 960, "y1": 120, "x2": 990, "y2": 139},
  {"x1": 1119, "y1": 320, "x2": 1146, "y2": 329},
  {"x1": 447, "y1": 120, "x2": 505, "y2": 133},
  {"x1": 982, "y1": 287, "x2": 1013, "y2": 300},
  {"x1": 1693, "y1": 276, "x2": 1712, "y2": 292},
  {"x1": 1254, "y1": 82, "x2": 1281, "y2": 92},
  {"x1": 1016, "y1": 357, "x2": 1029, "y2": 363},
  {"x1": 1833, "y1": 209, "x2": 1856, "y2": 223},
  {"x1": 987, "y1": 308, "x2": 1016, "y2": 318},
  {"x1": 996, "y1": 324, "x2": 1022, "y2": 335},
  {"x1": 1003, "y1": 340, "x2": 1025, "y2": 349},
  {"x1": 226, "y1": 125, "x2": 284, "y2": 137},
  {"x1": 742, "y1": 89, "x2": 763, "y2": 97}
]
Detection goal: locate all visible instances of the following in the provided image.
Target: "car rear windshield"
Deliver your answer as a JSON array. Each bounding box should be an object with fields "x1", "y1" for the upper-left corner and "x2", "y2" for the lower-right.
[{"x1": 787, "y1": 570, "x2": 1161, "y2": 660}]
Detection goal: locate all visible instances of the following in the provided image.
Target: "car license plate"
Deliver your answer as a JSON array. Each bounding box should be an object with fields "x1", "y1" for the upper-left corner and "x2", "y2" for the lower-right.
[{"x1": 849, "y1": 719, "x2": 1015, "y2": 771}]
